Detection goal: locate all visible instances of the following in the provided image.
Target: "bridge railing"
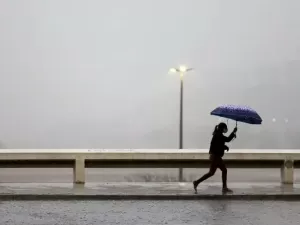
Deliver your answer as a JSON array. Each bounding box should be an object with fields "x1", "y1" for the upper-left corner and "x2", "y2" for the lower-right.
[{"x1": 0, "y1": 149, "x2": 299, "y2": 185}]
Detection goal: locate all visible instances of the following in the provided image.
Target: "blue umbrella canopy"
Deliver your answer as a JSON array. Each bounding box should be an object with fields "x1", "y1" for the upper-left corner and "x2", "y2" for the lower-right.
[{"x1": 210, "y1": 104, "x2": 262, "y2": 125}]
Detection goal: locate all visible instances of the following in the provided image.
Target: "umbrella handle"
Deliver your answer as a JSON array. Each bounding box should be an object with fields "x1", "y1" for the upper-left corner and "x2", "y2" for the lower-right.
[{"x1": 232, "y1": 121, "x2": 237, "y2": 141}]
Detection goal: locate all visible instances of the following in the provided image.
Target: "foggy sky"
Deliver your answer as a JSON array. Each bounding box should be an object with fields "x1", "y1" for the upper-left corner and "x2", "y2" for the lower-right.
[{"x1": 0, "y1": 0, "x2": 299, "y2": 149}]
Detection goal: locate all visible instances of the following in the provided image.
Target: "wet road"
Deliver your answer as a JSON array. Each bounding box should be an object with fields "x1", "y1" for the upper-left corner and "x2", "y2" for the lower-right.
[
  {"x1": 0, "y1": 200, "x2": 299, "y2": 225},
  {"x1": 0, "y1": 168, "x2": 299, "y2": 183}
]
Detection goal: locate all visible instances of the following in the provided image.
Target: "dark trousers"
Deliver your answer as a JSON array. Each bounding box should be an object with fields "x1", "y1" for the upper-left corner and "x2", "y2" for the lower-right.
[{"x1": 194, "y1": 154, "x2": 228, "y2": 188}]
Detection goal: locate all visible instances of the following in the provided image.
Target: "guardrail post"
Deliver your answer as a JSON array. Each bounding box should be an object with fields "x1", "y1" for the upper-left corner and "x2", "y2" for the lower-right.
[
  {"x1": 281, "y1": 159, "x2": 294, "y2": 184},
  {"x1": 179, "y1": 168, "x2": 183, "y2": 182},
  {"x1": 73, "y1": 156, "x2": 85, "y2": 184}
]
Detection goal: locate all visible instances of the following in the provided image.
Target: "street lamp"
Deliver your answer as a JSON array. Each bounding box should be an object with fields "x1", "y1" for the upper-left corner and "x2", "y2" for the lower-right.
[{"x1": 169, "y1": 65, "x2": 193, "y2": 182}]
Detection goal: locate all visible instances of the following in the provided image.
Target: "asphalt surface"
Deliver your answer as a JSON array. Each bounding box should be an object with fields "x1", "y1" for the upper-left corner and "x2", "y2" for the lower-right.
[
  {"x1": 0, "y1": 168, "x2": 299, "y2": 183},
  {"x1": 0, "y1": 200, "x2": 299, "y2": 225}
]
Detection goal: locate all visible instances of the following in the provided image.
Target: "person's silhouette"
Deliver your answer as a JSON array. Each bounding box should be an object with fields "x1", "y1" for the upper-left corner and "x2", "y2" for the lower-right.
[{"x1": 193, "y1": 122, "x2": 237, "y2": 193}]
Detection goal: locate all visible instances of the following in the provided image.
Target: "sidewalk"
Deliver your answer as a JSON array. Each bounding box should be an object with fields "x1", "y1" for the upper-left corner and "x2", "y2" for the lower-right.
[{"x1": 0, "y1": 182, "x2": 300, "y2": 201}]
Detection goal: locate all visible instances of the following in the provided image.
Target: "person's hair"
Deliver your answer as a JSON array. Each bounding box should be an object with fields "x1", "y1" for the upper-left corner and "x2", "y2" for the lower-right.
[{"x1": 212, "y1": 122, "x2": 227, "y2": 135}]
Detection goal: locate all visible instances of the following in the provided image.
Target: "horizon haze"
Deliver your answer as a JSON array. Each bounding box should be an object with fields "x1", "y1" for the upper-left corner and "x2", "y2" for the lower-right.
[{"x1": 0, "y1": 0, "x2": 299, "y2": 149}]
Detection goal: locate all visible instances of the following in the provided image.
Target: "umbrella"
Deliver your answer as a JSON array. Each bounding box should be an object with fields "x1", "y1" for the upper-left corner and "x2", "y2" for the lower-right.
[{"x1": 210, "y1": 104, "x2": 262, "y2": 126}]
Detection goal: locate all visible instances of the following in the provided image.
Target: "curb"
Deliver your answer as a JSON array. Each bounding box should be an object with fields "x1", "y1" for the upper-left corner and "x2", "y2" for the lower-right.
[{"x1": 1, "y1": 194, "x2": 300, "y2": 201}]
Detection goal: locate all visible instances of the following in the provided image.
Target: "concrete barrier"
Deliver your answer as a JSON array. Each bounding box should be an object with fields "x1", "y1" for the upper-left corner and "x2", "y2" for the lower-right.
[{"x1": 0, "y1": 149, "x2": 299, "y2": 185}]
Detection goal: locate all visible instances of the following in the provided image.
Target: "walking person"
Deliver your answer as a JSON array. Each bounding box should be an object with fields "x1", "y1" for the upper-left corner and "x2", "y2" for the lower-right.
[{"x1": 193, "y1": 122, "x2": 237, "y2": 193}]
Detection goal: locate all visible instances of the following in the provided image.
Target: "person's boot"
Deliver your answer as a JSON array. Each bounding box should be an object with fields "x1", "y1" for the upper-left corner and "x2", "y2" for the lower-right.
[
  {"x1": 193, "y1": 181, "x2": 198, "y2": 194},
  {"x1": 222, "y1": 187, "x2": 233, "y2": 193}
]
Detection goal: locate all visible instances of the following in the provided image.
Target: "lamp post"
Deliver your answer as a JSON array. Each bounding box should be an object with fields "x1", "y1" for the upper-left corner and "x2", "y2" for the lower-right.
[{"x1": 169, "y1": 65, "x2": 193, "y2": 182}]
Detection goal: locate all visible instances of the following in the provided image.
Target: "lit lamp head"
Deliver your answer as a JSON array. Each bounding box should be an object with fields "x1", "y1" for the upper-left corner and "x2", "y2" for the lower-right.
[
  {"x1": 169, "y1": 68, "x2": 178, "y2": 73},
  {"x1": 168, "y1": 65, "x2": 193, "y2": 78},
  {"x1": 179, "y1": 65, "x2": 187, "y2": 72}
]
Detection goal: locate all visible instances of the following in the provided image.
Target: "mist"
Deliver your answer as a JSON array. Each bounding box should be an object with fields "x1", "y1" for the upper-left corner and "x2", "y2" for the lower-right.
[{"x1": 0, "y1": 0, "x2": 299, "y2": 149}]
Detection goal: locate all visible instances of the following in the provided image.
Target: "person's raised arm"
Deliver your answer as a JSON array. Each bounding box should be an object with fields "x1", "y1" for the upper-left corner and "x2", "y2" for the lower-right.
[{"x1": 223, "y1": 127, "x2": 237, "y2": 142}]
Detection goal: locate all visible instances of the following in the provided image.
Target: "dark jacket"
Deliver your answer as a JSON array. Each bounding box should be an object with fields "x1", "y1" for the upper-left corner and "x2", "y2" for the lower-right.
[{"x1": 209, "y1": 132, "x2": 236, "y2": 157}]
